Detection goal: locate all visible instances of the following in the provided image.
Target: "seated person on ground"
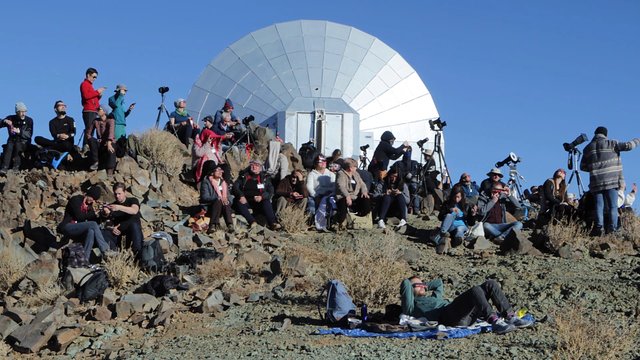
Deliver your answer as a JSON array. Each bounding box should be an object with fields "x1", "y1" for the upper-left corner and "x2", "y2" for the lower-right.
[
  {"x1": 57, "y1": 187, "x2": 112, "y2": 260},
  {"x1": 335, "y1": 158, "x2": 371, "y2": 227},
  {"x1": 213, "y1": 98, "x2": 240, "y2": 135},
  {"x1": 478, "y1": 182, "x2": 523, "y2": 244},
  {"x1": 275, "y1": 169, "x2": 309, "y2": 215},
  {"x1": 618, "y1": 182, "x2": 636, "y2": 214},
  {"x1": 233, "y1": 159, "x2": 281, "y2": 230},
  {"x1": 390, "y1": 147, "x2": 421, "y2": 214},
  {"x1": 192, "y1": 120, "x2": 230, "y2": 184},
  {"x1": 168, "y1": 98, "x2": 198, "y2": 147},
  {"x1": 327, "y1": 148, "x2": 345, "y2": 169},
  {"x1": 538, "y1": 168, "x2": 573, "y2": 225},
  {"x1": 102, "y1": 182, "x2": 144, "y2": 255},
  {"x1": 0, "y1": 102, "x2": 33, "y2": 173},
  {"x1": 377, "y1": 167, "x2": 409, "y2": 229},
  {"x1": 199, "y1": 160, "x2": 234, "y2": 234},
  {"x1": 86, "y1": 106, "x2": 116, "y2": 173},
  {"x1": 305, "y1": 154, "x2": 336, "y2": 215},
  {"x1": 480, "y1": 167, "x2": 508, "y2": 197},
  {"x1": 432, "y1": 185, "x2": 477, "y2": 254},
  {"x1": 400, "y1": 276, "x2": 532, "y2": 334},
  {"x1": 34, "y1": 100, "x2": 80, "y2": 169},
  {"x1": 455, "y1": 172, "x2": 481, "y2": 205}
]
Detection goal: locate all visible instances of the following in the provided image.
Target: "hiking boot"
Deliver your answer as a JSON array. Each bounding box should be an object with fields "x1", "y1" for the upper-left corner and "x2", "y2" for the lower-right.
[
  {"x1": 377, "y1": 219, "x2": 386, "y2": 229},
  {"x1": 89, "y1": 162, "x2": 99, "y2": 171},
  {"x1": 270, "y1": 223, "x2": 282, "y2": 231},
  {"x1": 226, "y1": 224, "x2": 235, "y2": 234},
  {"x1": 207, "y1": 223, "x2": 220, "y2": 235},
  {"x1": 492, "y1": 318, "x2": 516, "y2": 335},
  {"x1": 491, "y1": 236, "x2": 505, "y2": 245},
  {"x1": 508, "y1": 316, "x2": 534, "y2": 329},
  {"x1": 0, "y1": 168, "x2": 6, "y2": 176},
  {"x1": 249, "y1": 222, "x2": 257, "y2": 229},
  {"x1": 451, "y1": 236, "x2": 463, "y2": 247},
  {"x1": 589, "y1": 227, "x2": 603, "y2": 237},
  {"x1": 396, "y1": 219, "x2": 407, "y2": 228},
  {"x1": 436, "y1": 237, "x2": 451, "y2": 255}
]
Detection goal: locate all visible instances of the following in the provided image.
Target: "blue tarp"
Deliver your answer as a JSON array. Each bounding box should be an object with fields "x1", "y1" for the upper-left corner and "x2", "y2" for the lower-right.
[{"x1": 314, "y1": 314, "x2": 535, "y2": 340}]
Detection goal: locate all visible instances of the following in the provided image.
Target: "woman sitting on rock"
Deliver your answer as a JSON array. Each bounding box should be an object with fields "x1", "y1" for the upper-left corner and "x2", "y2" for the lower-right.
[
  {"x1": 376, "y1": 167, "x2": 409, "y2": 229},
  {"x1": 432, "y1": 185, "x2": 477, "y2": 254},
  {"x1": 199, "y1": 160, "x2": 234, "y2": 234}
]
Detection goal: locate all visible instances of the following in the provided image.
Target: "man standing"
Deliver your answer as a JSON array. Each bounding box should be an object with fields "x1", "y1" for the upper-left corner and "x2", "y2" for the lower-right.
[
  {"x1": 80, "y1": 68, "x2": 106, "y2": 146},
  {"x1": 108, "y1": 84, "x2": 135, "y2": 141},
  {"x1": 580, "y1": 126, "x2": 639, "y2": 236},
  {"x1": 0, "y1": 102, "x2": 33, "y2": 173}
]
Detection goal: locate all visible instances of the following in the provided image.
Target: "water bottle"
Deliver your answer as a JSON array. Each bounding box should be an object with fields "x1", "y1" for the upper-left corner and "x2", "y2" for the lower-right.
[{"x1": 361, "y1": 304, "x2": 368, "y2": 322}]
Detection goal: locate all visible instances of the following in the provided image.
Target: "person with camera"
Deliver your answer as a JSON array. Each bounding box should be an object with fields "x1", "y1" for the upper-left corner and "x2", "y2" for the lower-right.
[
  {"x1": 108, "y1": 84, "x2": 135, "y2": 141},
  {"x1": 480, "y1": 168, "x2": 508, "y2": 197},
  {"x1": 213, "y1": 98, "x2": 241, "y2": 132},
  {"x1": 233, "y1": 159, "x2": 282, "y2": 230},
  {"x1": 478, "y1": 183, "x2": 523, "y2": 244},
  {"x1": 85, "y1": 106, "x2": 116, "y2": 173},
  {"x1": 101, "y1": 182, "x2": 144, "y2": 255},
  {"x1": 367, "y1": 131, "x2": 409, "y2": 174},
  {"x1": 199, "y1": 160, "x2": 235, "y2": 234},
  {"x1": 579, "y1": 126, "x2": 639, "y2": 236},
  {"x1": 400, "y1": 275, "x2": 532, "y2": 335},
  {"x1": 80, "y1": 67, "x2": 106, "y2": 148},
  {"x1": 455, "y1": 172, "x2": 481, "y2": 205},
  {"x1": 193, "y1": 117, "x2": 232, "y2": 184},
  {"x1": 34, "y1": 100, "x2": 80, "y2": 170},
  {"x1": 168, "y1": 98, "x2": 198, "y2": 147},
  {"x1": 275, "y1": 169, "x2": 309, "y2": 215},
  {"x1": 335, "y1": 158, "x2": 371, "y2": 228},
  {"x1": 432, "y1": 185, "x2": 477, "y2": 254},
  {"x1": 0, "y1": 102, "x2": 33, "y2": 174},
  {"x1": 376, "y1": 167, "x2": 409, "y2": 229}
]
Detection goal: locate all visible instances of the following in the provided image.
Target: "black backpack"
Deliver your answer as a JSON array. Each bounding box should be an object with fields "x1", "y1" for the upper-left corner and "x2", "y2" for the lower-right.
[
  {"x1": 299, "y1": 142, "x2": 319, "y2": 170},
  {"x1": 77, "y1": 269, "x2": 110, "y2": 303},
  {"x1": 140, "y1": 239, "x2": 166, "y2": 272},
  {"x1": 62, "y1": 243, "x2": 90, "y2": 268},
  {"x1": 175, "y1": 248, "x2": 222, "y2": 269}
]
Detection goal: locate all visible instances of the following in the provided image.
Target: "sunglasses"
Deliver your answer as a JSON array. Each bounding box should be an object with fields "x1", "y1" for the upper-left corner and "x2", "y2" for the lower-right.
[{"x1": 412, "y1": 283, "x2": 427, "y2": 288}]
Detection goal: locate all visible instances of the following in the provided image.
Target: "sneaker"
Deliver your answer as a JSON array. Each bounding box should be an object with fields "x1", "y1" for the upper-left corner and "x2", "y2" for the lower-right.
[
  {"x1": 207, "y1": 223, "x2": 220, "y2": 235},
  {"x1": 226, "y1": 225, "x2": 235, "y2": 234},
  {"x1": 270, "y1": 223, "x2": 282, "y2": 231},
  {"x1": 249, "y1": 222, "x2": 257, "y2": 229},
  {"x1": 396, "y1": 219, "x2": 407, "y2": 228},
  {"x1": 589, "y1": 227, "x2": 603, "y2": 237},
  {"x1": 491, "y1": 236, "x2": 505, "y2": 245},
  {"x1": 89, "y1": 162, "x2": 99, "y2": 171},
  {"x1": 508, "y1": 316, "x2": 534, "y2": 329},
  {"x1": 377, "y1": 219, "x2": 386, "y2": 229},
  {"x1": 436, "y1": 237, "x2": 451, "y2": 255},
  {"x1": 492, "y1": 318, "x2": 516, "y2": 335}
]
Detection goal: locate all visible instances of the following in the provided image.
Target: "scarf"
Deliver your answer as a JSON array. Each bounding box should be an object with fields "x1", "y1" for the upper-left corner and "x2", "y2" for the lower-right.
[
  {"x1": 175, "y1": 108, "x2": 188, "y2": 117},
  {"x1": 210, "y1": 176, "x2": 228, "y2": 202}
]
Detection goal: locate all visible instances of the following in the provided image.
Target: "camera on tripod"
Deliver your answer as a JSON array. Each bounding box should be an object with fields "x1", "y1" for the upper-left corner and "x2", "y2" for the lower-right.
[
  {"x1": 495, "y1": 152, "x2": 521, "y2": 168},
  {"x1": 429, "y1": 118, "x2": 447, "y2": 131},
  {"x1": 359, "y1": 144, "x2": 370, "y2": 151},
  {"x1": 416, "y1": 137, "x2": 429, "y2": 148},
  {"x1": 562, "y1": 133, "x2": 588, "y2": 152},
  {"x1": 158, "y1": 86, "x2": 170, "y2": 94},
  {"x1": 242, "y1": 115, "x2": 255, "y2": 126}
]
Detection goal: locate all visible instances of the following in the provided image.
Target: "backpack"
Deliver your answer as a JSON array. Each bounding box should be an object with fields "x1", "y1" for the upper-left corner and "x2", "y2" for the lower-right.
[
  {"x1": 319, "y1": 280, "x2": 357, "y2": 325},
  {"x1": 175, "y1": 248, "x2": 223, "y2": 270},
  {"x1": 77, "y1": 269, "x2": 110, "y2": 303},
  {"x1": 140, "y1": 239, "x2": 167, "y2": 272},
  {"x1": 299, "y1": 142, "x2": 319, "y2": 170},
  {"x1": 62, "y1": 243, "x2": 90, "y2": 268}
]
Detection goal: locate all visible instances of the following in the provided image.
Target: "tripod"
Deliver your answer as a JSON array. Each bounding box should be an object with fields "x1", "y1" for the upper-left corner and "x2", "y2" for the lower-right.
[
  {"x1": 359, "y1": 148, "x2": 370, "y2": 170},
  {"x1": 566, "y1": 148, "x2": 586, "y2": 197},
  {"x1": 432, "y1": 130, "x2": 451, "y2": 186},
  {"x1": 507, "y1": 164, "x2": 526, "y2": 201},
  {"x1": 154, "y1": 92, "x2": 171, "y2": 130},
  {"x1": 221, "y1": 122, "x2": 254, "y2": 158}
]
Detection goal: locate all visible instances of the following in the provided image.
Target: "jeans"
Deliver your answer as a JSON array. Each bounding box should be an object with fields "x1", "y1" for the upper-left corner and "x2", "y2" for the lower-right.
[
  {"x1": 439, "y1": 213, "x2": 468, "y2": 238},
  {"x1": 62, "y1": 221, "x2": 110, "y2": 259},
  {"x1": 234, "y1": 198, "x2": 277, "y2": 226},
  {"x1": 594, "y1": 188, "x2": 618, "y2": 233},
  {"x1": 439, "y1": 280, "x2": 513, "y2": 326},
  {"x1": 378, "y1": 194, "x2": 408, "y2": 221},
  {"x1": 483, "y1": 221, "x2": 523, "y2": 239}
]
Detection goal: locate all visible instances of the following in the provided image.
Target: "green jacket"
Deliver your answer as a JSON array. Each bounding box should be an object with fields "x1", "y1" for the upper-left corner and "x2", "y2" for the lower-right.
[{"x1": 400, "y1": 278, "x2": 449, "y2": 321}]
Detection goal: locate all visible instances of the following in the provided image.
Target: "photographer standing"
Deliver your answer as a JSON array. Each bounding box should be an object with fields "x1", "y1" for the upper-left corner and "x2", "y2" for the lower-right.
[
  {"x1": 367, "y1": 131, "x2": 409, "y2": 174},
  {"x1": 580, "y1": 126, "x2": 639, "y2": 236},
  {"x1": 0, "y1": 102, "x2": 33, "y2": 173}
]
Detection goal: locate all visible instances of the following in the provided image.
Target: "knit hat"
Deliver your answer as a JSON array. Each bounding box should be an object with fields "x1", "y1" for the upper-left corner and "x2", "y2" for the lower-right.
[
  {"x1": 594, "y1": 126, "x2": 608, "y2": 137},
  {"x1": 202, "y1": 115, "x2": 214, "y2": 124},
  {"x1": 223, "y1": 98, "x2": 234, "y2": 110},
  {"x1": 115, "y1": 84, "x2": 127, "y2": 92},
  {"x1": 249, "y1": 159, "x2": 263, "y2": 166},
  {"x1": 174, "y1": 98, "x2": 186, "y2": 108},
  {"x1": 86, "y1": 187, "x2": 102, "y2": 201},
  {"x1": 486, "y1": 168, "x2": 503, "y2": 178},
  {"x1": 15, "y1": 102, "x2": 27, "y2": 112}
]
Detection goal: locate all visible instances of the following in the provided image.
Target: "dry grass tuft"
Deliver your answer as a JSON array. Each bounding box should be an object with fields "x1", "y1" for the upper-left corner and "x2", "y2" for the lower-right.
[
  {"x1": 137, "y1": 129, "x2": 189, "y2": 176},
  {"x1": 104, "y1": 249, "x2": 141, "y2": 292},
  {"x1": 0, "y1": 247, "x2": 29, "y2": 293},
  {"x1": 278, "y1": 204, "x2": 308, "y2": 234},
  {"x1": 554, "y1": 304, "x2": 638, "y2": 360},
  {"x1": 197, "y1": 258, "x2": 238, "y2": 287},
  {"x1": 19, "y1": 282, "x2": 65, "y2": 308},
  {"x1": 0, "y1": 338, "x2": 12, "y2": 357},
  {"x1": 546, "y1": 219, "x2": 592, "y2": 251},
  {"x1": 620, "y1": 211, "x2": 640, "y2": 246}
]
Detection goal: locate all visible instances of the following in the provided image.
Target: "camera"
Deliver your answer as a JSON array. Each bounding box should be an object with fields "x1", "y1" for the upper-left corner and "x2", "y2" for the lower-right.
[
  {"x1": 429, "y1": 118, "x2": 447, "y2": 131},
  {"x1": 359, "y1": 144, "x2": 370, "y2": 151},
  {"x1": 242, "y1": 115, "x2": 255, "y2": 126},
  {"x1": 495, "y1": 152, "x2": 521, "y2": 168},
  {"x1": 416, "y1": 137, "x2": 429, "y2": 148},
  {"x1": 562, "y1": 133, "x2": 588, "y2": 152},
  {"x1": 158, "y1": 86, "x2": 170, "y2": 94}
]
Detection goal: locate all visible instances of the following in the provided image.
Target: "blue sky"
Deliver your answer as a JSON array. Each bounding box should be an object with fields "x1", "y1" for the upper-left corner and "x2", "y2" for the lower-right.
[{"x1": 1, "y1": 1, "x2": 638, "y2": 208}]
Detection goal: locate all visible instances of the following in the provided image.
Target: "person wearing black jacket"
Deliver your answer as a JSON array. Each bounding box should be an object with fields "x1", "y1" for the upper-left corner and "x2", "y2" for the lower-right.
[
  {"x1": 275, "y1": 169, "x2": 309, "y2": 215},
  {"x1": 102, "y1": 182, "x2": 144, "y2": 254},
  {"x1": 58, "y1": 187, "x2": 113, "y2": 260},
  {"x1": 0, "y1": 102, "x2": 33, "y2": 173},
  {"x1": 34, "y1": 100, "x2": 80, "y2": 169},
  {"x1": 368, "y1": 131, "x2": 409, "y2": 174},
  {"x1": 233, "y1": 159, "x2": 281, "y2": 230}
]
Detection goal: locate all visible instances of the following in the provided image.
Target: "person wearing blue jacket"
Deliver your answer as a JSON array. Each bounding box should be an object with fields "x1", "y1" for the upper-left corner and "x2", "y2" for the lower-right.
[{"x1": 108, "y1": 84, "x2": 135, "y2": 140}]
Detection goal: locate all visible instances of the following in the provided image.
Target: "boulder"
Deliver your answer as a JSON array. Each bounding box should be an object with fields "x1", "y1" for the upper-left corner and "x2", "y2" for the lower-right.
[
  {"x1": 49, "y1": 326, "x2": 83, "y2": 352},
  {"x1": 237, "y1": 249, "x2": 271, "y2": 269},
  {"x1": 285, "y1": 255, "x2": 307, "y2": 277},
  {"x1": 139, "y1": 204, "x2": 156, "y2": 222},
  {"x1": 0, "y1": 315, "x2": 19, "y2": 340},
  {"x1": 472, "y1": 236, "x2": 494, "y2": 251},
  {"x1": 177, "y1": 226, "x2": 194, "y2": 251},
  {"x1": 26, "y1": 255, "x2": 59, "y2": 288},
  {"x1": 7, "y1": 304, "x2": 65, "y2": 353},
  {"x1": 200, "y1": 290, "x2": 225, "y2": 314},
  {"x1": 89, "y1": 306, "x2": 112, "y2": 322},
  {"x1": 115, "y1": 294, "x2": 160, "y2": 319},
  {"x1": 501, "y1": 229, "x2": 542, "y2": 256}
]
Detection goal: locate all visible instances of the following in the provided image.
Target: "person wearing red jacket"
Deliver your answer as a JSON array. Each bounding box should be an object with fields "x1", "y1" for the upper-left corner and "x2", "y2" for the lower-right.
[{"x1": 80, "y1": 67, "x2": 106, "y2": 146}]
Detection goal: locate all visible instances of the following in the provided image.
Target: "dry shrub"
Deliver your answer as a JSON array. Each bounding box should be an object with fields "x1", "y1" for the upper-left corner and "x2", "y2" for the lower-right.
[
  {"x1": 19, "y1": 282, "x2": 65, "y2": 308},
  {"x1": 278, "y1": 204, "x2": 308, "y2": 234},
  {"x1": 197, "y1": 258, "x2": 238, "y2": 286},
  {"x1": 554, "y1": 304, "x2": 638, "y2": 360},
  {"x1": 317, "y1": 231, "x2": 410, "y2": 307},
  {"x1": 137, "y1": 129, "x2": 188, "y2": 176},
  {"x1": 546, "y1": 219, "x2": 592, "y2": 251},
  {"x1": 0, "y1": 338, "x2": 12, "y2": 357},
  {"x1": 620, "y1": 212, "x2": 640, "y2": 246},
  {"x1": 104, "y1": 249, "x2": 141, "y2": 291},
  {"x1": 0, "y1": 247, "x2": 29, "y2": 293}
]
